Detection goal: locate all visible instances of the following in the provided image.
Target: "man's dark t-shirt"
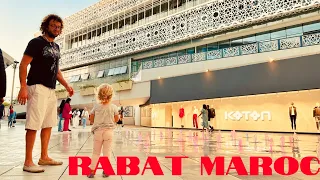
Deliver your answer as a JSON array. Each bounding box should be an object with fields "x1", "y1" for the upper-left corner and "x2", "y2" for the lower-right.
[{"x1": 24, "y1": 36, "x2": 60, "y2": 89}]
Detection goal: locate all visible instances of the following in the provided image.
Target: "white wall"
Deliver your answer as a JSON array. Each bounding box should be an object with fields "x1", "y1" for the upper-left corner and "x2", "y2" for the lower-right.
[
  {"x1": 139, "y1": 45, "x2": 320, "y2": 82},
  {"x1": 112, "y1": 81, "x2": 150, "y2": 106}
]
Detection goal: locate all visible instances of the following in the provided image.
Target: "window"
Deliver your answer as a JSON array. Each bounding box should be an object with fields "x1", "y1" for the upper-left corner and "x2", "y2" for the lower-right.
[
  {"x1": 73, "y1": 75, "x2": 81, "y2": 82},
  {"x1": 161, "y1": 2, "x2": 169, "y2": 12},
  {"x1": 242, "y1": 36, "x2": 256, "y2": 44},
  {"x1": 108, "y1": 24, "x2": 112, "y2": 31},
  {"x1": 132, "y1": 15, "x2": 137, "y2": 24},
  {"x1": 286, "y1": 26, "x2": 303, "y2": 37},
  {"x1": 196, "y1": 45, "x2": 207, "y2": 53},
  {"x1": 153, "y1": 6, "x2": 160, "y2": 15},
  {"x1": 207, "y1": 43, "x2": 218, "y2": 51},
  {"x1": 119, "y1": 20, "x2": 124, "y2": 29},
  {"x1": 177, "y1": 50, "x2": 186, "y2": 56},
  {"x1": 69, "y1": 76, "x2": 75, "y2": 83},
  {"x1": 303, "y1": 22, "x2": 320, "y2": 34},
  {"x1": 108, "y1": 68, "x2": 115, "y2": 76},
  {"x1": 138, "y1": 12, "x2": 144, "y2": 20},
  {"x1": 256, "y1": 33, "x2": 270, "y2": 42},
  {"x1": 113, "y1": 67, "x2": 122, "y2": 75},
  {"x1": 231, "y1": 39, "x2": 243, "y2": 47},
  {"x1": 119, "y1": 66, "x2": 128, "y2": 74},
  {"x1": 168, "y1": 52, "x2": 177, "y2": 57},
  {"x1": 271, "y1": 29, "x2": 286, "y2": 40},
  {"x1": 69, "y1": 75, "x2": 80, "y2": 83},
  {"x1": 146, "y1": 9, "x2": 152, "y2": 18},
  {"x1": 97, "y1": 70, "x2": 104, "y2": 78},
  {"x1": 125, "y1": 18, "x2": 130, "y2": 25},
  {"x1": 187, "y1": 48, "x2": 195, "y2": 54},
  {"x1": 218, "y1": 40, "x2": 230, "y2": 49},
  {"x1": 81, "y1": 73, "x2": 90, "y2": 80},
  {"x1": 102, "y1": 26, "x2": 107, "y2": 33}
]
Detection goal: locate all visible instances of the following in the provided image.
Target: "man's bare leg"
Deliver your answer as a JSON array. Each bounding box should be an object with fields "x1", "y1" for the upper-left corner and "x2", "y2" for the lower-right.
[
  {"x1": 38, "y1": 127, "x2": 62, "y2": 165},
  {"x1": 40, "y1": 127, "x2": 52, "y2": 160},
  {"x1": 24, "y1": 129, "x2": 37, "y2": 166}
]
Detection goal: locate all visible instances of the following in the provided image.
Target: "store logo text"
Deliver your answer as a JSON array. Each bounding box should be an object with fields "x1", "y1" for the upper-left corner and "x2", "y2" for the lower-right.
[{"x1": 225, "y1": 111, "x2": 271, "y2": 121}]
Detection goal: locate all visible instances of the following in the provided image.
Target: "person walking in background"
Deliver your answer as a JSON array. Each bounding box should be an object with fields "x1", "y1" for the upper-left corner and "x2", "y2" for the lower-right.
[
  {"x1": 58, "y1": 100, "x2": 66, "y2": 132},
  {"x1": 87, "y1": 83, "x2": 119, "y2": 178},
  {"x1": 72, "y1": 109, "x2": 80, "y2": 128},
  {"x1": 198, "y1": 104, "x2": 209, "y2": 132},
  {"x1": 81, "y1": 107, "x2": 89, "y2": 129},
  {"x1": 206, "y1": 105, "x2": 214, "y2": 132},
  {"x1": 8, "y1": 105, "x2": 15, "y2": 128},
  {"x1": 119, "y1": 106, "x2": 124, "y2": 127},
  {"x1": 17, "y1": 14, "x2": 74, "y2": 173},
  {"x1": 62, "y1": 98, "x2": 72, "y2": 131}
]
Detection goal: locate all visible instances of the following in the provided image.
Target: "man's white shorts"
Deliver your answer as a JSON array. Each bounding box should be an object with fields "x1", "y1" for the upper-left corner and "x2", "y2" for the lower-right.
[{"x1": 26, "y1": 84, "x2": 57, "y2": 130}]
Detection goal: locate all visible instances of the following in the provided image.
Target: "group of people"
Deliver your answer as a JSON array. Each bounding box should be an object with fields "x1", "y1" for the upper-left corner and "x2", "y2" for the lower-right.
[
  {"x1": 198, "y1": 104, "x2": 215, "y2": 132},
  {"x1": 57, "y1": 98, "x2": 90, "y2": 132}
]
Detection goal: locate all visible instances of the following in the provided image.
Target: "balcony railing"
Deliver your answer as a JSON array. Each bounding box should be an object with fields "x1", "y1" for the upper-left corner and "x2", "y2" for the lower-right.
[{"x1": 134, "y1": 32, "x2": 320, "y2": 71}]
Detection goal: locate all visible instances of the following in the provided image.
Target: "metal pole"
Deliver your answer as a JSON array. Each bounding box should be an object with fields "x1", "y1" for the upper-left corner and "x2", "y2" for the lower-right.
[{"x1": 10, "y1": 61, "x2": 19, "y2": 105}]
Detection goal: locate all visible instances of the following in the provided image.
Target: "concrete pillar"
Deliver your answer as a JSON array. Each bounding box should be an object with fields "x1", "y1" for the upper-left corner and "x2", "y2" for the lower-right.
[{"x1": 134, "y1": 106, "x2": 141, "y2": 126}]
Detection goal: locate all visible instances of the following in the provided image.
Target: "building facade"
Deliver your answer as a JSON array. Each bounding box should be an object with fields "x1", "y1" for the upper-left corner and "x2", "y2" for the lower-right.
[{"x1": 56, "y1": 0, "x2": 320, "y2": 132}]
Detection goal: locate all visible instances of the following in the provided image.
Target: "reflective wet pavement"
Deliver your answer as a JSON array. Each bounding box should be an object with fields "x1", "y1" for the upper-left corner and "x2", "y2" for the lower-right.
[{"x1": 0, "y1": 120, "x2": 319, "y2": 180}]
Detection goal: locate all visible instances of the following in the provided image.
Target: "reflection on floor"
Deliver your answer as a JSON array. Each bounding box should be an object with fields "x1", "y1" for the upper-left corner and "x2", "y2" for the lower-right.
[{"x1": 0, "y1": 121, "x2": 319, "y2": 180}]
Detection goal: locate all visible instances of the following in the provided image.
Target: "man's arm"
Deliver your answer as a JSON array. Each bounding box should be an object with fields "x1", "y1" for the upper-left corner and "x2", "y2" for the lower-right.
[
  {"x1": 57, "y1": 69, "x2": 74, "y2": 97},
  {"x1": 17, "y1": 55, "x2": 33, "y2": 105},
  {"x1": 19, "y1": 55, "x2": 32, "y2": 88}
]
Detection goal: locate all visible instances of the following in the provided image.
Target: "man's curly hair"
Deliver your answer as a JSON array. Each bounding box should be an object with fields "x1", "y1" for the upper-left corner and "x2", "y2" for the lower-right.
[{"x1": 40, "y1": 14, "x2": 64, "y2": 35}]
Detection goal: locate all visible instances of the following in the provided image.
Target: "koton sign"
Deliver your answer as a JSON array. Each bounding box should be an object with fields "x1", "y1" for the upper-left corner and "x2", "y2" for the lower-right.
[
  {"x1": 225, "y1": 111, "x2": 271, "y2": 121},
  {"x1": 69, "y1": 156, "x2": 320, "y2": 176}
]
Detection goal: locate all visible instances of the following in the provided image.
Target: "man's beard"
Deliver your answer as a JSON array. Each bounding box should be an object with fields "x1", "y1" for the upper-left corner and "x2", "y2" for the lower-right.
[{"x1": 47, "y1": 31, "x2": 58, "y2": 38}]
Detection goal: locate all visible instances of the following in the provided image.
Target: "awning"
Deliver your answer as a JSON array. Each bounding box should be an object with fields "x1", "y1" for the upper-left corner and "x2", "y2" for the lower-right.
[{"x1": 1, "y1": 50, "x2": 15, "y2": 68}]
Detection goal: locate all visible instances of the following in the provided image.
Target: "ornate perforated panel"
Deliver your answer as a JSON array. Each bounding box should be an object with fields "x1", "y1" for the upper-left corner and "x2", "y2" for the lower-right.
[
  {"x1": 60, "y1": 0, "x2": 320, "y2": 69},
  {"x1": 63, "y1": 0, "x2": 147, "y2": 34}
]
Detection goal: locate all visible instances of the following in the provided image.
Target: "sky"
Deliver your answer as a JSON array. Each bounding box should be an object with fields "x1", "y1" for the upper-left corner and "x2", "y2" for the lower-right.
[{"x1": 0, "y1": 0, "x2": 100, "y2": 101}]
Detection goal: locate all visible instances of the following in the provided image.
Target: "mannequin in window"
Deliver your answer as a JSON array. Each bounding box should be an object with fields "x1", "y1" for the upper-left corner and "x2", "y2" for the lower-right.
[
  {"x1": 289, "y1": 102, "x2": 297, "y2": 132},
  {"x1": 179, "y1": 105, "x2": 185, "y2": 128},
  {"x1": 313, "y1": 103, "x2": 320, "y2": 132},
  {"x1": 192, "y1": 106, "x2": 199, "y2": 129}
]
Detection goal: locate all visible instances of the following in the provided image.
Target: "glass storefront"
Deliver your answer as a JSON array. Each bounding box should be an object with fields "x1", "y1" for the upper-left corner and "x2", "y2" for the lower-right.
[{"x1": 141, "y1": 89, "x2": 320, "y2": 133}]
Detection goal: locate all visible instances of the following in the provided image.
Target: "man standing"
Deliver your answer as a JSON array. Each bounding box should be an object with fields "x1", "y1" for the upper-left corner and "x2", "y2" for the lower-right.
[{"x1": 17, "y1": 14, "x2": 74, "y2": 173}]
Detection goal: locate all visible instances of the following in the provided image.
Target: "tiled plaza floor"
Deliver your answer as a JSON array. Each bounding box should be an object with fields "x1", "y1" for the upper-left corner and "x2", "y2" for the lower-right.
[{"x1": 0, "y1": 120, "x2": 319, "y2": 179}]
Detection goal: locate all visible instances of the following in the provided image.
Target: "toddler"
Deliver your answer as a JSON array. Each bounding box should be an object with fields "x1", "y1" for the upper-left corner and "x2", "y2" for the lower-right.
[{"x1": 87, "y1": 83, "x2": 119, "y2": 178}]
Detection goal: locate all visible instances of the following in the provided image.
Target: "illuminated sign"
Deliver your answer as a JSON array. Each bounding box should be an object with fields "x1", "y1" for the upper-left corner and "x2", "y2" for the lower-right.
[{"x1": 225, "y1": 111, "x2": 271, "y2": 121}]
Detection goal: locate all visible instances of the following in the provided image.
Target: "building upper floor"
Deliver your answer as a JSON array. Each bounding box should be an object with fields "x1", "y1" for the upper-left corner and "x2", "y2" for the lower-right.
[{"x1": 56, "y1": 0, "x2": 320, "y2": 70}]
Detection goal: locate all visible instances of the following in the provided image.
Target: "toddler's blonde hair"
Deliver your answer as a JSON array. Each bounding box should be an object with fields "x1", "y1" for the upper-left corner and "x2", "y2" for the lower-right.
[{"x1": 96, "y1": 83, "x2": 114, "y2": 103}]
